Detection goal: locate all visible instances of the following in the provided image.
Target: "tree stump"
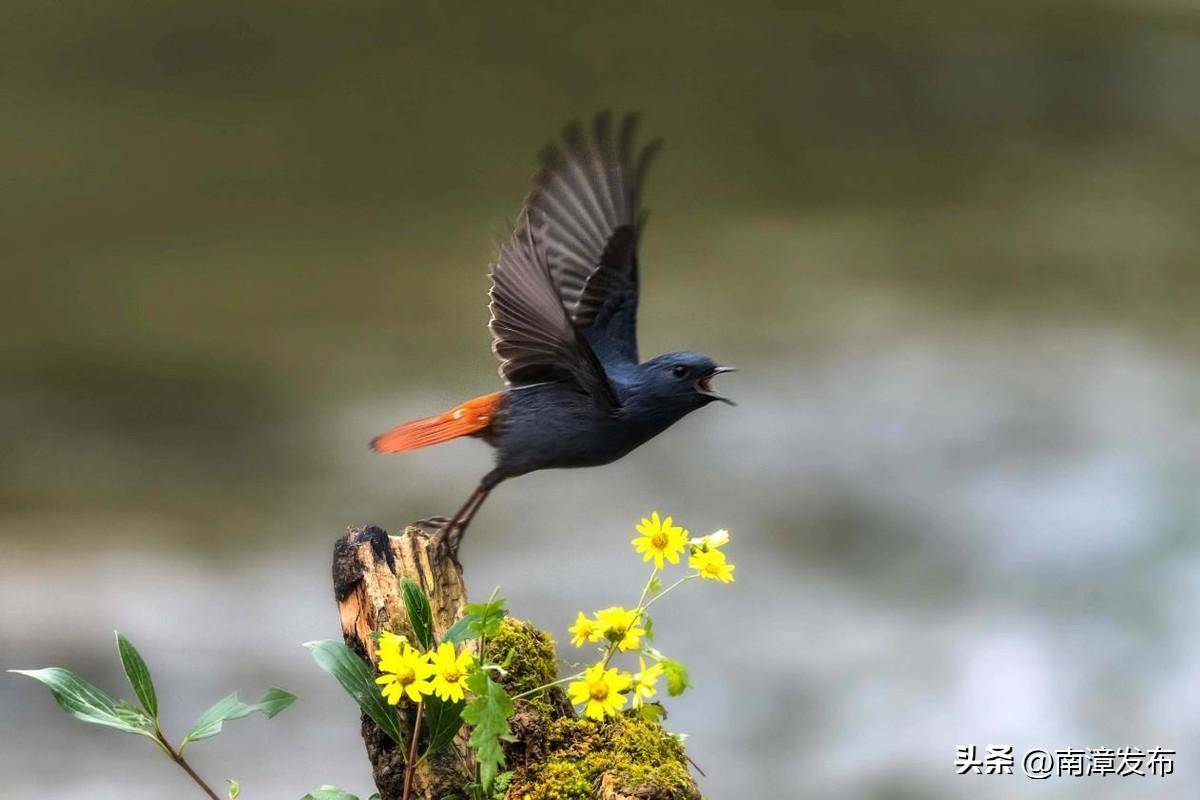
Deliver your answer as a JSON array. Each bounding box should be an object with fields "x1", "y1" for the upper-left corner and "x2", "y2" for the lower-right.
[
  {"x1": 332, "y1": 524, "x2": 472, "y2": 799},
  {"x1": 332, "y1": 523, "x2": 702, "y2": 800}
]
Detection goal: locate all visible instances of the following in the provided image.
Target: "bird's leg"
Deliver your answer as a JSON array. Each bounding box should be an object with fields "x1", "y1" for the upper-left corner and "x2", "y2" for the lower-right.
[
  {"x1": 435, "y1": 471, "x2": 502, "y2": 558},
  {"x1": 429, "y1": 486, "x2": 481, "y2": 555},
  {"x1": 441, "y1": 486, "x2": 491, "y2": 557}
]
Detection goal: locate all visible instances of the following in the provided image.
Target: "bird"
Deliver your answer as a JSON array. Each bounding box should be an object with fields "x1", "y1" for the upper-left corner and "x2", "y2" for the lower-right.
[{"x1": 371, "y1": 112, "x2": 734, "y2": 555}]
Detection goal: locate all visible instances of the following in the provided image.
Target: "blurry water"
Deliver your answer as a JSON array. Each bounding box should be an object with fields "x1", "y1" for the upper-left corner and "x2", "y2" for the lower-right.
[{"x1": 4, "y1": 1, "x2": 1200, "y2": 798}]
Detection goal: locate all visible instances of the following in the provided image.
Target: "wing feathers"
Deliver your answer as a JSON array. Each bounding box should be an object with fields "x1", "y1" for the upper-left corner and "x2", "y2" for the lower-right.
[
  {"x1": 486, "y1": 112, "x2": 661, "y2": 405},
  {"x1": 488, "y1": 220, "x2": 620, "y2": 410},
  {"x1": 526, "y1": 112, "x2": 659, "y2": 341}
]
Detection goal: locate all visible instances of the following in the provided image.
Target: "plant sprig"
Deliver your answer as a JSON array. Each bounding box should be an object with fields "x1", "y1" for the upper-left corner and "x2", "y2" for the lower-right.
[{"x1": 11, "y1": 631, "x2": 296, "y2": 800}]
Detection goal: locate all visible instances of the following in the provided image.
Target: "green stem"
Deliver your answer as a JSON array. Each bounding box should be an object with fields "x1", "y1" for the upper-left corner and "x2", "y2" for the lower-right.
[
  {"x1": 401, "y1": 699, "x2": 424, "y2": 800},
  {"x1": 511, "y1": 672, "x2": 581, "y2": 700},
  {"x1": 635, "y1": 566, "x2": 660, "y2": 610},
  {"x1": 641, "y1": 574, "x2": 696, "y2": 613}
]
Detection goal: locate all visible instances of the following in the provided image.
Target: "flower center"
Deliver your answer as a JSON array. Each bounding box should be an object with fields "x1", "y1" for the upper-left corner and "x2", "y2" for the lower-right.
[
  {"x1": 396, "y1": 665, "x2": 416, "y2": 685},
  {"x1": 443, "y1": 668, "x2": 462, "y2": 683},
  {"x1": 589, "y1": 682, "x2": 609, "y2": 701},
  {"x1": 651, "y1": 532, "x2": 668, "y2": 548}
]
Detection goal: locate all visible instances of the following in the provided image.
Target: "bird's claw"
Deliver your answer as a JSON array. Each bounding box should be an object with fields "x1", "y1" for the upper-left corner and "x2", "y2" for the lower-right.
[{"x1": 420, "y1": 516, "x2": 464, "y2": 566}]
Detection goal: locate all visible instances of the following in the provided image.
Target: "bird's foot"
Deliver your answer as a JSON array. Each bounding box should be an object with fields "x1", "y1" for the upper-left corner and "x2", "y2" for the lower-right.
[
  {"x1": 429, "y1": 518, "x2": 466, "y2": 568},
  {"x1": 413, "y1": 515, "x2": 451, "y2": 532}
]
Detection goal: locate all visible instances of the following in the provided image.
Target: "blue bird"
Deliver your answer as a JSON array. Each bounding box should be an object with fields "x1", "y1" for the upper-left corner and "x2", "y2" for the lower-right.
[{"x1": 371, "y1": 112, "x2": 734, "y2": 555}]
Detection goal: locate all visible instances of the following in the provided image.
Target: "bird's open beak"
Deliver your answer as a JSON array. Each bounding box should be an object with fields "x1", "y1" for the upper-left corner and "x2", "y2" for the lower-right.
[{"x1": 696, "y1": 366, "x2": 737, "y2": 405}]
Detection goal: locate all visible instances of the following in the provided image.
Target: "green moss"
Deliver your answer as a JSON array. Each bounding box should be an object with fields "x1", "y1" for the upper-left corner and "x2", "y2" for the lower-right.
[
  {"x1": 485, "y1": 618, "x2": 559, "y2": 696},
  {"x1": 506, "y1": 714, "x2": 699, "y2": 800},
  {"x1": 472, "y1": 617, "x2": 697, "y2": 799}
]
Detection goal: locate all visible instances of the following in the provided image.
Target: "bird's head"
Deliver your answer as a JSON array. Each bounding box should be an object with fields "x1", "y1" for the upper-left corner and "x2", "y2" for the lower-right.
[{"x1": 635, "y1": 352, "x2": 737, "y2": 411}]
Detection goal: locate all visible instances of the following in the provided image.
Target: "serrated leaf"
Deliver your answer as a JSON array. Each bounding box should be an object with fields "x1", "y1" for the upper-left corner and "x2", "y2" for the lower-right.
[
  {"x1": 461, "y1": 670, "x2": 513, "y2": 792},
  {"x1": 440, "y1": 613, "x2": 480, "y2": 646},
  {"x1": 305, "y1": 640, "x2": 405, "y2": 746},
  {"x1": 422, "y1": 694, "x2": 465, "y2": 756},
  {"x1": 181, "y1": 687, "x2": 297, "y2": 747},
  {"x1": 660, "y1": 658, "x2": 691, "y2": 697},
  {"x1": 115, "y1": 631, "x2": 158, "y2": 719},
  {"x1": 636, "y1": 703, "x2": 666, "y2": 723},
  {"x1": 464, "y1": 597, "x2": 507, "y2": 640},
  {"x1": 300, "y1": 786, "x2": 360, "y2": 800},
  {"x1": 493, "y1": 771, "x2": 513, "y2": 793},
  {"x1": 9, "y1": 667, "x2": 155, "y2": 737},
  {"x1": 400, "y1": 578, "x2": 435, "y2": 650}
]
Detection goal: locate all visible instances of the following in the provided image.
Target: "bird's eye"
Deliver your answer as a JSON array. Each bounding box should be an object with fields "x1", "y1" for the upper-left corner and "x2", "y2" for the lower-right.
[{"x1": 672, "y1": 364, "x2": 689, "y2": 378}]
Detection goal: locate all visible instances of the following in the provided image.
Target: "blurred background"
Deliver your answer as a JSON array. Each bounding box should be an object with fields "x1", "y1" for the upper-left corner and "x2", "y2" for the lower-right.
[{"x1": 3, "y1": 1, "x2": 1199, "y2": 797}]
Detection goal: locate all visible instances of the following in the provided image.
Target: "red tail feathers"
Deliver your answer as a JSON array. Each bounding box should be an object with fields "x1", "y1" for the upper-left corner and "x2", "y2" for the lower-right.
[{"x1": 370, "y1": 391, "x2": 502, "y2": 454}]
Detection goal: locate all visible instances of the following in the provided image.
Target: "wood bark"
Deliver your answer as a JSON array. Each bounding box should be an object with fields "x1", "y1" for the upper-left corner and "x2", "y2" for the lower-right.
[{"x1": 332, "y1": 524, "x2": 472, "y2": 800}]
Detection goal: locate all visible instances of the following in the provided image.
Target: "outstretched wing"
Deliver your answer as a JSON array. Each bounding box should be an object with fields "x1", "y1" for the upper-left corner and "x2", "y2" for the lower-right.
[
  {"x1": 526, "y1": 111, "x2": 660, "y2": 365},
  {"x1": 488, "y1": 220, "x2": 621, "y2": 411}
]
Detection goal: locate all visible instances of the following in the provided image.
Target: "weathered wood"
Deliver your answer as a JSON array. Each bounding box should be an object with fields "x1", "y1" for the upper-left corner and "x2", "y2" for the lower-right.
[{"x1": 332, "y1": 524, "x2": 472, "y2": 800}]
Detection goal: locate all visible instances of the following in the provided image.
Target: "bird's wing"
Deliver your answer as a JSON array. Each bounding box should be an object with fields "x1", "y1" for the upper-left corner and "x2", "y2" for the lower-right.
[
  {"x1": 489, "y1": 220, "x2": 621, "y2": 411},
  {"x1": 525, "y1": 112, "x2": 660, "y2": 365}
]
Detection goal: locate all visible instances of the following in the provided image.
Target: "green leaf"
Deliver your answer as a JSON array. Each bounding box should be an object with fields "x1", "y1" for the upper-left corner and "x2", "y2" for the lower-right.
[
  {"x1": 461, "y1": 670, "x2": 514, "y2": 792},
  {"x1": 226, "y1": 778, "x2": 240, "y2": 799},
  {"x1": 114, "y1": 700, "x2": 154, "y2": 730},
  {"x1": 636, "y1": 703, "x2": 665, "y2": 724},
  {"x1": 660, "y1": 658, "x2": 691, "y2": 697},
  {"x1": 422, "y1": 694, "x2": 465, "y2": 756},
  {"x1": 256, "y1": 686, "x2": 299, "y2": 718},
  {"x1": 181, "y1": 687, "x2": 297, "y2": 747},
  {"x1": 464, "y1": 597, "x2": 507, "y2": 640},
  {"x1": 643, "y1": 615, "x2": 655, "y2": 642},
  {"x1": 400, "y1": 578, "x2": 435, "y2": 650},
  {"x1": 440, "y1": 613, "x2": 480, "y2": 646},
  {"x1": 492, "y1": 771, "x2": 514, "y2": 795},
  {"x1": 9, "y1": 667, "x2": 155, "y2": 738},
  {"x1": 300, "y1": 786, "x2": 360, "y2": 800},
  {"x1": 305, "y1": 640, "x2": 405, "y2": 746},
  {"x1": 114, "y1": 631, "x2": 158, "y2": 719}
]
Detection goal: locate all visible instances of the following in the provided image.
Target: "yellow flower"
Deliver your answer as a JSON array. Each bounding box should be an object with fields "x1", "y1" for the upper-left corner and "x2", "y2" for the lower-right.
[
  {"x1": 691, "y1": 528, "x2": 729, "y2": 552},
  {"x1": 429, "y1": 642, "x2": 475, "y2": 702},
  {"x1": 568, "y1": 611, "x2": 602, "y2": 648},
  {"x1": 595, "y1": 606, "x2": 646, "y2": 652},
  {"x1": 632, "y1": 512, "x2": 689, "y2": 569},
  {"x1": 376, "y1": 631, "x2": 408, "y2": 660},
  {"x1": 567, "y1": 663, "x2": 632, "y2": 720},
  {"x1": 375, "y1": 641, "x2": 435, "y2": 704},
  {"x1": 690, "y1": 548, "x2": 735, "y2": 583},
  {"x1": 629, "y1": 658, "x2": 664, "y2": 707}
]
